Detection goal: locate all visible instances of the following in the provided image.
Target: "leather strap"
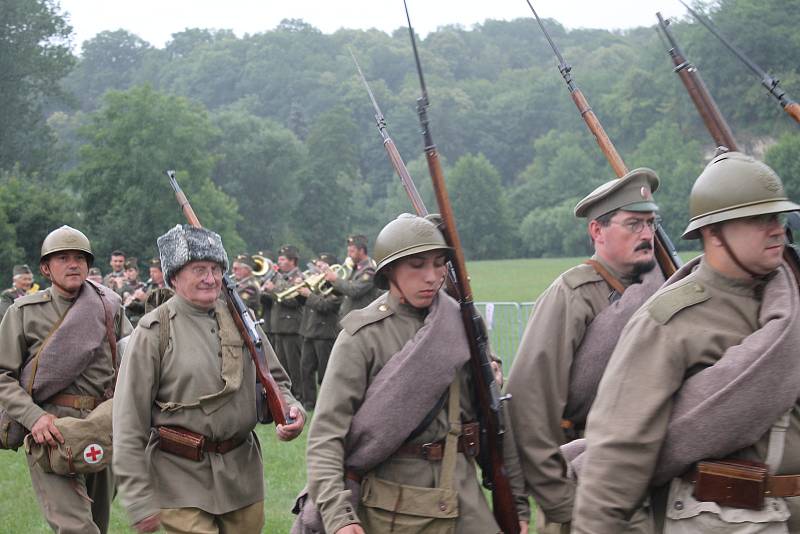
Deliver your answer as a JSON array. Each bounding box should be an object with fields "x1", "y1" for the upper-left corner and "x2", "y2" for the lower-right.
[
  {"x1": 766, "y1": 475, "x2": 800, "y2": 498},
  {"x1": 394, "y1": 421, "x2": 480, "y2": 461},
  {"x1": 202, "y1": 434, "x2": 247, "y2": 455},
  {"x1": 584, "y1": 259, "x2": 626, "y2": 295},
  {"x1": 48, "y1": 393, "x2": 103, "y2": 411}
]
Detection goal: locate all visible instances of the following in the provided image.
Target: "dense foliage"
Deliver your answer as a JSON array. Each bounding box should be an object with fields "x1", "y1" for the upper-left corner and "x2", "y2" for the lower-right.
[{"x1": 1, "y1": 0, "x2": 798, "y2": 275}]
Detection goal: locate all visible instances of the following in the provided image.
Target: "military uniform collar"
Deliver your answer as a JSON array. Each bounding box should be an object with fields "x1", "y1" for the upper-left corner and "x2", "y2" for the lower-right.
[
  {"x1": 695, "y1": 259, "x2": 767, "y2": 298},
  {"x1": 590, "y1": 254, "x2": 639, "y2": 288},
  {"x1": 385, "y1": 290, "x2": 428, "y2": 319},
  {"x1": 171, "y1": 293, "x2": 218, "y2": 317}
]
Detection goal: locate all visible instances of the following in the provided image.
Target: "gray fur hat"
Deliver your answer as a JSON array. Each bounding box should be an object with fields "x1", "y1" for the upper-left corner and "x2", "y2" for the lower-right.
[{"x1": 157, "y1": 225, "x2": 229, "y2": 287}]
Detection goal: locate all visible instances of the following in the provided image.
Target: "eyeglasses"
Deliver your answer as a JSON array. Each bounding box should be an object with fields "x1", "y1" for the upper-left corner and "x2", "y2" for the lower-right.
[
  {"x1": 610, "y1": 216, "x2": 662, "y2": 234},
  {"x1": 189, "y1": 265, "x2": 223, "y2": 278}
]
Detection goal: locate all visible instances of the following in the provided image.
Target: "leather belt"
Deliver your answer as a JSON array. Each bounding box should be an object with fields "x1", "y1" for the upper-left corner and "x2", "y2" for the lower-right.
[
  {"x1": 394, "y1": 421, "x2": 480, "y2": 461},
  {"x1": 48, "y1": 394, "x2": 104, "y2": 411},
  {"x1": 684, "y1": 470, "x2": 800, "y2": 498},
  {"x1": 203, "y1": 435, "x2": 247, "y2": 455}
]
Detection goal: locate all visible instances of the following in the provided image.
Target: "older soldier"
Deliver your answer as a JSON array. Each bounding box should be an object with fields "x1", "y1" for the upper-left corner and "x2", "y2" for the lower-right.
[
  {"x1": 304, "y1": 214, "x2": 530, "y2": 534},
  {"x1": 113, "y1": 225, "x2": 304, "y2": 534},
  {"x1": 323, "y1": 234, "x2": 381, "y2": 322},
  {"x1": 573, "y1": 153, "x2": 800, "y2": 533},
  {"x1": 0, "y1": 226, "x2": 131, "y2": 534},
  {"x1": 102, "y1": 249, "x2": 126, "y2": 291},
  {"x1": 298, "y1": 252, "x2": 342, "y2": 411},
  {"x1": 232, "y1": 254, "x2": 261, "y2": 314},
  {"x1": 263, "y1": 245, "x2": 305, "y2": 401},
  {"x1": 506, "y1": 168, "x2": 663, "y2": 533},
  {"x1": 145, "y1": 257, "x2": 166, "y2": 291},
  {"x1": 0, "y1": 264, "x2": 34, "y2": 319}
]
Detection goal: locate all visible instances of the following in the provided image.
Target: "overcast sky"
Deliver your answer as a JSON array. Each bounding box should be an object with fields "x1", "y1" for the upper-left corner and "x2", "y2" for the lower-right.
[{"x1": 58, "y1": 0, "x2": 691, "y2": 51}]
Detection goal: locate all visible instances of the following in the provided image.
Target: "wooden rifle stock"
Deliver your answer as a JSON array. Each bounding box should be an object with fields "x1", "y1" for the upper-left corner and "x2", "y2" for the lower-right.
[
  {"x1": 526, "y1": 1, "x2": 680, "y2": 277},
  {"x1": 787, "y1": 102, "x2": 800, "y2": 123},
  {"x1": 403, "y1": 3, "x2": 520, "y2": 531},
  {"x1": 166, "y1": 171, "x2": 291, "y2": 426}
]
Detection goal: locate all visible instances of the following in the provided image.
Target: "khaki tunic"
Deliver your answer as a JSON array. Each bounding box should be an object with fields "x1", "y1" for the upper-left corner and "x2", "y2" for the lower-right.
[
  {"x1": 307, "y1": 292, "x2": 529, "y2": 534},
  {"x1": 112, "y1": 294, "x2": 302, "y2": 525},
  {"x1": 330, "y1": 257, "x2": 381, "y2": 320},
  {"x1": 573, "y1": 260, "x2": 800, "y2": 533},
  {"x1": 506, "y1": 258, "x2": 629, "y2": 524},
  {"x1": 0, "y1": 286, "x2": 131, "y2": 534},
  {"x1": 0, "y1": 286, "x2": 24, "y2": 320},
  {"x1": 235, "y1": 274, "x2": 261, "y2": 316}
]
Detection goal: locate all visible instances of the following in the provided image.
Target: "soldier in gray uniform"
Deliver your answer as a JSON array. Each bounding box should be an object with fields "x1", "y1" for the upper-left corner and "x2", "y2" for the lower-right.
[
  {"x1": 0, "y1": 226, "x2": 132, "y2": 534},
  {"x1": 263, "y1": 245, "x2": 305, "y2": 402},
  {"x1": 506, "y1": 169, "x2": 662, "y2": 533},
  {"x1": 298, "y1": 252, "x2": 342, "y2": 411},
  {"x1": 573, "y1": 153, "x2": 800, "y2": 533},
  {"x1": 232, "y1": 254, "x2": 261, "y2": 314},
  {"x1": 323, "y1": 234, "x2": 382, "y2": 323},
  {"x1": 305, "y1": 214, "x2": 530, "y2": 534},
  {"x1": 0, "y1": 264, "x2": 34, "y2": 319},
  {"x1": 113, "y1": 224, "x2": 304, "y2": 534}
]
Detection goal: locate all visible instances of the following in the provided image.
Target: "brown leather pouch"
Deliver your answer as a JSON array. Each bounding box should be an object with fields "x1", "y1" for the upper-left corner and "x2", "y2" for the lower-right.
[
  {"x1": 157, "y1": 426, "x2": 205, "y2": 462},
  {"x1": 693, "y1": 459, "x2": 768, "y2": 510}
]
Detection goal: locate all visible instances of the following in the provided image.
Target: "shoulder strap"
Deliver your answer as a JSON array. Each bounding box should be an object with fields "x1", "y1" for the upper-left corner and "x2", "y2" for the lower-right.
[
  {"x1": 439, "y1": 377, "x2": 461, "y2": 491},
  {"x1": 158, "y1": 304, "x2": 171, "y2": 358},
  {"x1": 95, "y1": 286, "x2": 118, "y2": 399},
  {"x1": 584, "y1": 259, "x2": 626, "y2": 295},
  {"x1": 766, "y1": 411, "x2": 792, "y2": 474}
]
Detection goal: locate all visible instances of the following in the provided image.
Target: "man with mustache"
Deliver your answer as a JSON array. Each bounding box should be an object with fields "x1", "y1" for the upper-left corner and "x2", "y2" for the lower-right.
[
  {"x1": 0, "y1": 226, "x2": 132, "y2": 533},
  {"x1": 573, "y1": 152, "x2": 800, "y2": 532},
  {"x1": 507, "y1": 169, "x2": 662, "y2": 533},
  {"x1": 0, "y1": 264, "x2": 34, "y2": 320}
]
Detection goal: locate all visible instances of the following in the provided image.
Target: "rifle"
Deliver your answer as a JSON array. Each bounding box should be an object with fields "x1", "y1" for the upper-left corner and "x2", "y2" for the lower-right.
[
  {"x1": 656, "y1": 12, "x2": 739, "y2": 151},
  {"x1": 349, "y1": 48, "x2": 428, "y2": 217},
  {"x1": 680, "y1": 0, "x2": 800, "y2": 125},
  {"x1": 653, "y1": 18, "x2": 800, "y2": 290},
  {"x1": 402, "y1": 3, "x2": 520, "y2": 533},
  {"x1": 525, "y1": 0, "x2": 682, "y2": 277},
  {"x1": 166, "y1": 170, "x2": 293, "y2": 426}
]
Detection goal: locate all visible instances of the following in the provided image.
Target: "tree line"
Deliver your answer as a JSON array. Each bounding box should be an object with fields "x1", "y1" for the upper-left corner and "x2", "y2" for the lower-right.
[{"x1": 1, "y1": 0, "x2": 798, "y2": 278}]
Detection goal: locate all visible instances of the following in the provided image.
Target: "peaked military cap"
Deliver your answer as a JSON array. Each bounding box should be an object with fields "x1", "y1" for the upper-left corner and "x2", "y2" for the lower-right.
[
  {"x1": 347, "y1": 234, "x2": 369, "y2": 249},
  {"x1": 124, "y1": 258, "x2": 139, "y2": 271},
  {"x1": 149, "y1": 257, "x2": 162, "y2": 269},
  {"x1": 317, "y1": 252, "x2": 339, "y2": 266},
  {"x1": 12, "y1": 265, "x2": 32, "y2": 276},
  {"x1": 233, "y1": 254, "x2": 257, "y2": 270},
  {"x1": 574, "y1": 168, "x2": 660, "y2": 220},
  {"x1": 278, "y1": 245, "x2": 299, "y2": 260},
  {"x1": 88, "y1": 267, "x2": 102, "y2": 276}
]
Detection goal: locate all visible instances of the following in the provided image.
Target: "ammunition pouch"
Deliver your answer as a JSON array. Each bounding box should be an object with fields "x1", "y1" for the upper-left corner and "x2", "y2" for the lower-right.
[
  {"x1": 157, "y1": 425, "x2": 246, "y2": 461},
  {"x1": 360, "y1": 475, "x2": 458, "y2": 534}
]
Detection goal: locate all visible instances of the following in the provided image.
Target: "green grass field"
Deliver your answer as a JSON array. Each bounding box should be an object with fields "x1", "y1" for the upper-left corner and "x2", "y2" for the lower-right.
[{"x1": 0, "y1": 254, "x2": 701, "y2": 532}]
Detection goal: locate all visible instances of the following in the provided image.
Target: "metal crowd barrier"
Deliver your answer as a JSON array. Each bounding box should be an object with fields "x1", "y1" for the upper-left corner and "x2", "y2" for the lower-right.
[{"x1": 475, "y1": 301, "x2": 536, "y2": 371}]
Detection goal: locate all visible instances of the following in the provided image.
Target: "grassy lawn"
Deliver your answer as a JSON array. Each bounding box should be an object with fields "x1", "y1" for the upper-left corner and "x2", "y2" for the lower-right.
[{"x1": 0, "y1": 253, "x2": 702, "y2": 532}]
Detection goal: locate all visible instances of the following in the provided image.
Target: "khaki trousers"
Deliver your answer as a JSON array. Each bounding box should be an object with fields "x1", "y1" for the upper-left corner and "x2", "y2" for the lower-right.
[
  {"x1": 27, "y1": 454, "x2": 113, "y2": 534},
  {"x1": 161, "y1": 500, "x2": 264, "y2": 534}
]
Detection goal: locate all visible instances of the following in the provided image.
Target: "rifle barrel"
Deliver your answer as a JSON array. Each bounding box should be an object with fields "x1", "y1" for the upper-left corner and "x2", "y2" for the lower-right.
[{"x1": 680, "y1": 0, "x2": 799, "y2": 121}]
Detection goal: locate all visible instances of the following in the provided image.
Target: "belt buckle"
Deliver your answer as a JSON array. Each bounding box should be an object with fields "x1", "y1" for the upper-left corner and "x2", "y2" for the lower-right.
[{"x1": 421, "y1": 442, "x2": 443, "y2": 461}]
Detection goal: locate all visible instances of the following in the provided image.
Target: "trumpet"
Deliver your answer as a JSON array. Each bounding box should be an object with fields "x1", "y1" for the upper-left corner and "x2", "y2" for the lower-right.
[{"x1": 274, "y1": 263, "x2": 351, "y2": 302}]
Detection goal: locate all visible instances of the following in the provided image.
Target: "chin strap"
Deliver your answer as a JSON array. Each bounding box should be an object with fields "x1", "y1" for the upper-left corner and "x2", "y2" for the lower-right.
[{"x1": 715, "y1": 226, "x2": 768, "y2": 280}]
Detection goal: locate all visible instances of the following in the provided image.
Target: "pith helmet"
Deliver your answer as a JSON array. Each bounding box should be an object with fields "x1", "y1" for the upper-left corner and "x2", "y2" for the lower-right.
[
  {"x1": 373, "y1": 213, "x2": 451, "y2": 289},
  {"x1": 574, "y1": 168, "x2": 660, "y2": 220},
  {"x1": 40, "y1": 226, "x2": 94, "y2": 265},
  {"x1": 682, "y1": 152, "x2": 800, "y2": 239}
]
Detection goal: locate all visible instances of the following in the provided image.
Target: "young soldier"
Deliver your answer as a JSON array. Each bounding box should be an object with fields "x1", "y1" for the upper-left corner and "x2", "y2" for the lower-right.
[
  {"x1": 0, "y1": 226, "x2": 132, "y2": 533},
  {"x1": 0, "y1": 264, "x2": 34, "y2": 319},
  {"x1": 298, "y1": 252, "x2": 342, "y2": 411},
  {"x1": 102, "y1": 249, "x2": 126, "y2": 291},
  {"x1": 323, "y1": 234, "x2": 382, "y2": 322},
  {"x1": 304, "y1": 214, "x2": 529, "y2": 534},
  {"x1": 506, "y1": 169, "x2": 662, "y2": 533},
  {"x1": 120, "y1": 258, "x2": 147, "y2": 327},
  {"x1": 573, "y1": 153, "x2": 800, "y2": 532},
  {"x1": 262, "y1": 245, "x2": 304, "y2": 401},
  {"x1": 113, "y1": 224, "x2": 304, "y2": 534}
]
